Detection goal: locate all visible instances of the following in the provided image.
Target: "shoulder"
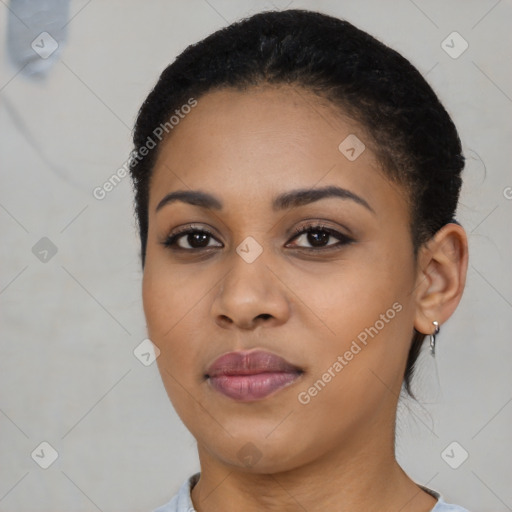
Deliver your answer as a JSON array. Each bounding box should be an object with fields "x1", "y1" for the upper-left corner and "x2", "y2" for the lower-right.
[
  {"x1": 419, "y1": 484, "x2": 471, "y2": 512},
  {"x1": 151, "y1": 473, "x2": 199, "y2": 512},
  {"x1": 431, "y1": 502, "x2": 471, "y2": 512}
]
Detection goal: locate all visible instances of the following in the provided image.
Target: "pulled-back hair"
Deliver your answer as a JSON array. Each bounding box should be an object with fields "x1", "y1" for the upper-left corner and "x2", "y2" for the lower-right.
[{"x1": 129, "y1": 9, "x2": 464, "y2": 396}]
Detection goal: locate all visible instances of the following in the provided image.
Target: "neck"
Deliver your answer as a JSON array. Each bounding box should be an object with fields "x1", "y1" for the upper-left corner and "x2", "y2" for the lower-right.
[{"x1": 190, "y1": 419, "x2": 437, "y2": 512}]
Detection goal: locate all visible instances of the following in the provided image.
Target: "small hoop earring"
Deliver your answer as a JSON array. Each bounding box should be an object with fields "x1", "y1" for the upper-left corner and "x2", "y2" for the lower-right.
[{"x1": 430, "y1": 321, "x2": 440, "y2": 356}]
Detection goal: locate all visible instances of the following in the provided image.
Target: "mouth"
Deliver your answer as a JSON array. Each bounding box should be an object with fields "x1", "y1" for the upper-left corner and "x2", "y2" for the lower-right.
[{"x1": 205, "y1": 349, "x2": 304, "y2": 402}]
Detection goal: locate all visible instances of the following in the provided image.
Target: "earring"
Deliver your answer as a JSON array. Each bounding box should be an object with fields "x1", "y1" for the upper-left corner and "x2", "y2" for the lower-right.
[{"x1": 430, "y1": 321, "x2": 440, "y2": 356}]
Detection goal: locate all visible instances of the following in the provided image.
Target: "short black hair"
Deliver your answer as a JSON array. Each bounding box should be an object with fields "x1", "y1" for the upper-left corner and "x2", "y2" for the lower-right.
[{"x1": 129, "y1": 9, "x2": 464, "y2": 397}]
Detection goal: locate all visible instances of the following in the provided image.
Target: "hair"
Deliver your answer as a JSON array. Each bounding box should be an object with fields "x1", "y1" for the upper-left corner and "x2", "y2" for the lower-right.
[{"x1": 129, "y1": 9, "x2": 464, "y2": 397}]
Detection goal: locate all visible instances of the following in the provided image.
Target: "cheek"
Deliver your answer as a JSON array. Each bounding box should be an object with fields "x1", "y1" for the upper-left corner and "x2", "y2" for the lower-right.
[
  {"x1": 142, "y1": 264, "x2": 212, "y2": 426},
  {"x1": 302, "y1": 252, "x2": 412, "y2": 335},
  {"x1": 290, "y1": 268, "x2": 413, "y2": 435},
  {"x1": 296, "y1": 247, "x2": 416, "y2": 390},
  {"x1": 142, "y1": 262, "x2": 210, "y2": 380},
  {"x1": 142, "y1": 258, "x2": 208, "y2": 336}
]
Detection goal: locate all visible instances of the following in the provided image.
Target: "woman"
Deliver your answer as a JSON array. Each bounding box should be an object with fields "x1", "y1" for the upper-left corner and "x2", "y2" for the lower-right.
[{"x1": 129, "y1": 9, "x2": 470, "y2": 512}]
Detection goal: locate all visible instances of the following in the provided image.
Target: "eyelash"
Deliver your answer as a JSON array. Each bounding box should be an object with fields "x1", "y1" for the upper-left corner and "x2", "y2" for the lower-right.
[
  {"x1": 162, "y1": 222, "x2": 354, "y2": 252},
  {"x1": 290, "y1": 223, "x2": 353, "y2": 250}
]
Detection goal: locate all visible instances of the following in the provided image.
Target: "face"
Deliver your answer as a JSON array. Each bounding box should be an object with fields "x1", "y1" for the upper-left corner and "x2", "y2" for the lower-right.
[{"x1": 142, "y1": 85, "x2": 419, "y2": 472}]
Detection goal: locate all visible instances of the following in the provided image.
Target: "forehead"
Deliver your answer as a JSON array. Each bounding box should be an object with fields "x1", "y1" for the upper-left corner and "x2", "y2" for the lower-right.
[{"x1": 148, "y1": 85, "x2": 402, "y2": 214}]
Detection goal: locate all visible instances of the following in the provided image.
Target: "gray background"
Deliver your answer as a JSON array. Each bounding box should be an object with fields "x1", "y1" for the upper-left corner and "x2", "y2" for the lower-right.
[{"x1": 1, "y1": 1, "x2": 511, "y2": 511}]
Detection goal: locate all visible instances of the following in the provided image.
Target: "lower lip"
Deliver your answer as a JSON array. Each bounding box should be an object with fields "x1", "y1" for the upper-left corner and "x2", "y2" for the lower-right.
[{"x1": 208, "y1": 372, "x2": 301, "y2": 401}]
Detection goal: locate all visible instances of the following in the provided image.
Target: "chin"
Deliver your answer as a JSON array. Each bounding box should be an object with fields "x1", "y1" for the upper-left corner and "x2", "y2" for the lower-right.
[{"x1": 196, "y1": 430, "x2": 315, "y2": 474}]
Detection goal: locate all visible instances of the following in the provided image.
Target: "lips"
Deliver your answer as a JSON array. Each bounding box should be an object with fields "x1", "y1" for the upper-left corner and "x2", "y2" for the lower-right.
[{"x1": 205, "y1": 350, "x2": 303, "y2": 402}]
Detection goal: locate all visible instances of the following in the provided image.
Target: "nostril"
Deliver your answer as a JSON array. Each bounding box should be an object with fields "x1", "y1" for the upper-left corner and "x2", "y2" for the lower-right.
[
  {"x1": 258, "y1": 314, "x2": 272, "y2": 320},
  {"x1": 218, "y1": 315, "x2": 233, "y2": 325}
]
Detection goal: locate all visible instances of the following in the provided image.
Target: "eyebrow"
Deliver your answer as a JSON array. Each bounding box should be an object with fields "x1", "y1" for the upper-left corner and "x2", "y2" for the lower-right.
[{"x1": 155, "y1": 185, "x2": 375, "y2": 214}]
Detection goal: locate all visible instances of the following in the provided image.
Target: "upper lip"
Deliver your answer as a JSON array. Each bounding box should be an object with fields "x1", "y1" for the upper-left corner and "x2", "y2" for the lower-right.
[{"x1": 206, "y1": 350, "x2": 303, "y2": 378}]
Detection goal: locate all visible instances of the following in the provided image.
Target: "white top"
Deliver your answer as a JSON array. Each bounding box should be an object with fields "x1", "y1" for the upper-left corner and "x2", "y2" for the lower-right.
[{"x1": 152, "y1": 473, "x2": 471, "y2": 511}]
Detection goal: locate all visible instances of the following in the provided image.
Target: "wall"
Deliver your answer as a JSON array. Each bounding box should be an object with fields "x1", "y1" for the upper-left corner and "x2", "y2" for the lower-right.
[{"x1": 1, "y1": 1, "x2": 511, "y2": 510}]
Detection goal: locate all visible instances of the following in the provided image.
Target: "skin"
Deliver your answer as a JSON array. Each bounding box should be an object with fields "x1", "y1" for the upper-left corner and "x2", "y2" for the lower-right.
[{"x1": 142, "y1": 85, "x2": 468, "y2": 512}]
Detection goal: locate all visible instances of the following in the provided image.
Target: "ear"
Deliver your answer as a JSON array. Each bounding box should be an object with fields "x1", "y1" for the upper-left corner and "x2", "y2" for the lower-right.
[{"x1": 413, "y1": 223, "x2": 469, "y2": 335}]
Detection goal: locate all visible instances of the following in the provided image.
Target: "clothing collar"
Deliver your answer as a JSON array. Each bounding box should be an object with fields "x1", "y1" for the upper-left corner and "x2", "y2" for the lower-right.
[{"x1": 174, "y1": 473, "x2": 444, "y2": 511}]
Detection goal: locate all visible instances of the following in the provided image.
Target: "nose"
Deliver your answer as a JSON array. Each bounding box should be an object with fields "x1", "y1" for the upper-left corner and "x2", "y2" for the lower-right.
[{"x1": 211, "y1": 252, "x2": 291, "y2": 330}]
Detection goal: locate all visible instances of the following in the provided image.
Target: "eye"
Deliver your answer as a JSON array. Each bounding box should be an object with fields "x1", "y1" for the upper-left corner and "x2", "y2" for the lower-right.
[
  {"x1": 287, "y1": 223, "x2": 353, "y2": 250},
  {"x1": 162, "y1": 225, "x2": 222, "y2": 250},
  {"x1": 161, "y1": 222, "x2": 353, "y2": 253}
]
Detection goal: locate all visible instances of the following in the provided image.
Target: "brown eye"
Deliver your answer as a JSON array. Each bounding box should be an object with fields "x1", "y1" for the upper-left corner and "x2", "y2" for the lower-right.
[
  {"x1": 304, "y1": 230, "x2": 331, "y2": 247},
  {"x1": 182, "y1": 232, "x2": 211, "y2": 248},
  {"x1": 288, "y1": 224, "x2": 353, "y2": 250},
  {"x1": 163, "y1": 228, "x2": 222, "y2": 250}
]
